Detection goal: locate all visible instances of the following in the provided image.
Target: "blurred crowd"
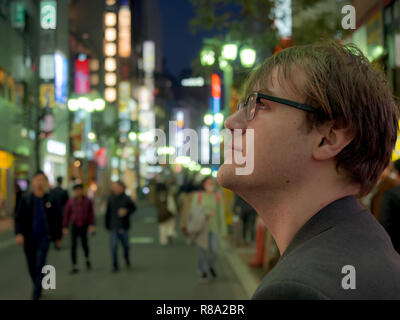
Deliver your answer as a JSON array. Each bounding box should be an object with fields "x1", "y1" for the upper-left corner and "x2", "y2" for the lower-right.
[{"x1": 7, "y1": 158, "x2": 400, "y2": 300}]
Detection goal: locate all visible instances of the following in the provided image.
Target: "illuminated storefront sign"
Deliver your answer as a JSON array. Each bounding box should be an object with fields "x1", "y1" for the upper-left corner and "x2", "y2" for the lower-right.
[
  {"x1": 143, "y1": 41, "x2": 155, "y2": 73},
  {"x1": 47, "y1": 140, "x2": 66, "y2": 156},
  {"x1": 119, "y1": 81, "x2": 131, "y2": 112},
  {"x1": 54, "y1": 52, "x2": 68, "y2": 104},
  {"x1": 211, "y1": 73, "x2": 221, "y2": 99},
  {"x1": 39, "y1": 84, "x2": 55, "y2": 108},
  {"x1": 75, "y1": 57, "x2": 90, "y2": 94},
  {"x1": 40, "y1": 0, "x2": 57, "y2": 30},
  {"x1": 118, "y1": 5, "x2": 131, "y2": 58},
  {"x1": 40, "y1": 54, "x2": 55, "y2": 80},
  {"x1": 181, "y1": 77, "x2": 205, "y2": 87}
]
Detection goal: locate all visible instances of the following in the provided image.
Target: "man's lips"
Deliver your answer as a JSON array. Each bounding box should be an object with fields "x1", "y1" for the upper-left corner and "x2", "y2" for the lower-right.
[{"x1": 226, "y1": 143, "x2": 243, "y2": 153}]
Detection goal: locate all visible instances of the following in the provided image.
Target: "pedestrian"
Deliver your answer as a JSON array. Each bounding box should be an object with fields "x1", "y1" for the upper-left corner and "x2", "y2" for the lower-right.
[
  {"x1": 189, "y1": 176, "x2": 226, "y2": 283},
  {"x1": 62, "y1": 183, "x2": 95, "y2": 274},
  {"x1": 234, "y1": 195, "x2": 257, "y2": 245},
  {"x1": 14, "y1": 170, "x2": 62, "y2": 300},
  {"x1": 217, "y1": 41, "x2": 400, "y2": 299},
  {"x1": 178, "y1": 182, "x2": 198, "y2": 239},
  {"x1": 154, "y1": 182, "x2": 177, "y2": 246},
  {"x1": 105, "y1": 181, "x2": 136, "y2": 272},
  {"x1": 369, "y1": 164, "x2": 399, "y2": 219},
  {"x1": 50, "y1": 176, "x2": 69, "y2": 215},
  {"x1": 379, "y1": 159, "x2": 400, "y2": 254}
]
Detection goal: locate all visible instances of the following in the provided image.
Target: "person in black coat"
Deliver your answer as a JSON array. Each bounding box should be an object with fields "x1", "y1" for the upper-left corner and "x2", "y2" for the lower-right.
[
  {"x1": 14, "y1": 171, "x2": 62, "y2": 300},
  {"x1": 50, "y1": 176, "x2": 69, "y2": 215},
  {"x1": 105, "y1": 181, "x2": 136, "y2": 272}
]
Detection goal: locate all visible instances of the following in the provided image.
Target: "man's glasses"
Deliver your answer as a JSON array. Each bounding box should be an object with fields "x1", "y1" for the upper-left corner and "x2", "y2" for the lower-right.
[{"x1": 237, "y1": 92, "x2": 318, "y2": 121}]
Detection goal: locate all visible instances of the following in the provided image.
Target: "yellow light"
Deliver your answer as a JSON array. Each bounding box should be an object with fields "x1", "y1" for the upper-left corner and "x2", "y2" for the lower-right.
[
  {"x1": 118, "y1": 7, "x2": 131, "y2": 58},
  {"x1": 89, "y1": 59, "x2": 99, "y2": 71},
  {"x1": 104, "y1": 72, "x2": 117, "y2": 86},
  {"x1": 90, "y1": 74, "x2": 99, "y2": 86},
  {"x1": 105, "y1": 28, "x2": 117, "y2": 42},
  {"x1": 104, "y1": 42, "x2": 117, "y2": 56},
  {"x1": 0, "y1": 151, "x2": 14, "y2": 169},
  {"x1": 105, "y1": 57, "x2": 117, "y2": 71},
  {"x1": 105, "y1": 87, "x2": 117, "y2": 102},
  {"x1": 104, "y1": 12, "x2": 117, "y2": 27}
]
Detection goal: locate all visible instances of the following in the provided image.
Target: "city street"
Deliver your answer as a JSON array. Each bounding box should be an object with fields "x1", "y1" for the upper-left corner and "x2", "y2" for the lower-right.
[{"x1": 0, "y1": 203, "x2": 247, "y2": 300}]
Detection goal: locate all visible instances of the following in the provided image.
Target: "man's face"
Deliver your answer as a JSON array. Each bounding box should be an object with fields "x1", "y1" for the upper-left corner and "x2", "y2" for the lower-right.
[
  {"x1": 74, "y1": 187, "x2": 84, "y2": 198},
  {"x1": 32, "y1": 174, "x2": 48, "y2": 194},
  {"x1": 112, "y1": 183, "x2": 124, "y2": 196},
  {"x1": 218, "y1": 67, "x2": 316, "y2": 198}
]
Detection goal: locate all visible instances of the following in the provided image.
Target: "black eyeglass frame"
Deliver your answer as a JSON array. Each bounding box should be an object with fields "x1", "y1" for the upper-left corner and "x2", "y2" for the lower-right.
[{"x1": 238, "y1": 92, "x2": 318, "y2": 121}]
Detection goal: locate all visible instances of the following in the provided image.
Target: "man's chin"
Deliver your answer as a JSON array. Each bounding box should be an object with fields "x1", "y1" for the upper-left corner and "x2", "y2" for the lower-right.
[{"x1": 217, "y1": 163, "x2": 238, "y2": 190}]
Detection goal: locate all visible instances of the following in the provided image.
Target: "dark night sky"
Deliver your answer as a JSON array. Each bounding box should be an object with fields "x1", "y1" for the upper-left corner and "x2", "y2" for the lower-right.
[{"x1": 156, "y1": 0, "x2": 215, "y2": 79}]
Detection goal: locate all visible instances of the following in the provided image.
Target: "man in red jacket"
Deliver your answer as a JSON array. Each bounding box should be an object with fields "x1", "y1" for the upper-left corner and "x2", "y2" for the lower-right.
[{"x1": 63, "y1": 184, "x2": 95, "y2": 274}]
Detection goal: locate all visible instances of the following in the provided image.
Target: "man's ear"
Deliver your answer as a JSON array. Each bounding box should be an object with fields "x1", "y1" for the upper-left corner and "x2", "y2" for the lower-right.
[{"x1": 312, "y1": 123, "x2": 354, "y2": 161}]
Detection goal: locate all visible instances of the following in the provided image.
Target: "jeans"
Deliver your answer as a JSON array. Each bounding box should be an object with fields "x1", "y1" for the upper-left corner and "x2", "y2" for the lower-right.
[
  {"x1": 24, "y1": 237, "x2": 50, "y2": 300},
  {"x1": 198, "y1": 232, "x2": 218, "y2": 275},
  {"x1": 110, "y1": 230, "x2": 130, "y2": 269},
  {"x1": 71, "y1": 225, "x2": 89, "y2": 265}
]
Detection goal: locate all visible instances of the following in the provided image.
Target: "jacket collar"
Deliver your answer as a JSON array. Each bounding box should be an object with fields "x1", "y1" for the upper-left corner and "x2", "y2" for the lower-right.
[{"x1": 280, "y1": 196, "x2": 365, "y2": 260}]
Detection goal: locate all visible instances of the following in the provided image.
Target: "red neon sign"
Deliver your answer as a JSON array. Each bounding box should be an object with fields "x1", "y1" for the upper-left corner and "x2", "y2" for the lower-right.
[{"x1": 211, "y1": 73, "x2": 221, "y2": 99}]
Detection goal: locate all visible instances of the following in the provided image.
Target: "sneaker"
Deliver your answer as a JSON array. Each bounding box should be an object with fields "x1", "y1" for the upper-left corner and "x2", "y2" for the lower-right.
[
  {"x1": 70, "y1": 267, "x2": 79, "y2": 275},
  {"x1": 210, "y1": 268, "x2": 217, "y2": 278},
  {"x1": 86, "y1": 260, "x2": 92, "y2": 270}
]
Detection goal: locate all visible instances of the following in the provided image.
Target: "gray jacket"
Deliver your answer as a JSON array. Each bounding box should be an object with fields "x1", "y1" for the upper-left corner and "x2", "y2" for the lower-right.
[{"x1": 252, "y1": 196, "x2": 400, "y2": 300}]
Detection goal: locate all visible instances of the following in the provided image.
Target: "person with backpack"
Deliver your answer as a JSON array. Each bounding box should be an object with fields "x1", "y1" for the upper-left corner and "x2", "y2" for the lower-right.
[{"x1": 188, "y1": 176, "x2": 226, "y2": 283}]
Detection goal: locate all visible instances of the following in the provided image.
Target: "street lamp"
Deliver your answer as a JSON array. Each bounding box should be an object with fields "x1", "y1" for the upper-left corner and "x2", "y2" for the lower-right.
[
  {"x1": 128, "y1": 131, "x2": 137, "y2": 141},
  {"x1": 221, "y1": 43, "x2": 238, "y2": 61},
  {"x1": 203, "y1": 114, "x2": 214, "y2": 126},
  {"x1": 88, "y1": 132, "x2": 96, "y2": 141},
  {"x1": 200, "y1": 48, "x2": 215, "y2": 66},
  {"x1": 240, "y1": 47, "x2": 257, "y2": 68},
  {"x1": 93, "y1": 98, "x2": 106, "y2": 111},
  {"x1": 67, "y1": 98, "x2": 79, "y2": 111},
  {"x1": 214, "y1": 113, "x2": 224, "y2": 125}
]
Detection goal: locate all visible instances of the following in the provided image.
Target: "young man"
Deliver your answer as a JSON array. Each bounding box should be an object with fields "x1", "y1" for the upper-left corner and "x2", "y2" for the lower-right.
[
  {"x1": 217, "y1": 42, "x2": 400, "y2": 299},
  {"x1": 15, "y1": 171, "x2": 62, "y2": 300},
  {"x1": 63, "y1": 184, "x2": 95, "y2": 274},
  {"x1": 105, "y1": 181, "x2": 136, "y2": 272}
]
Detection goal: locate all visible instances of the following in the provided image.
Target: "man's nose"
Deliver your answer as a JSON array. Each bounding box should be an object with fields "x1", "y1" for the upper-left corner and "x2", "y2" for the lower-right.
[{"x1": 224, "y1": 108, "x2": 248, "y2": 131}]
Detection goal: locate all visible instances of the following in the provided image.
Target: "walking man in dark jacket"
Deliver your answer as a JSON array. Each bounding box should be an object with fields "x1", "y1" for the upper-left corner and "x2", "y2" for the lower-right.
[
  {"x1": 50, "y1": 176, "x2": 69, "y2": 215},
  {"x1": 63, "y1": 184, "x2": 95, "y2": 274},
  {"x1": 105, "y1": 181, "x2": 136, "y2": 272},
  {"x1": 15, "y1": 170, "x2": 62, "y2": 300}
]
